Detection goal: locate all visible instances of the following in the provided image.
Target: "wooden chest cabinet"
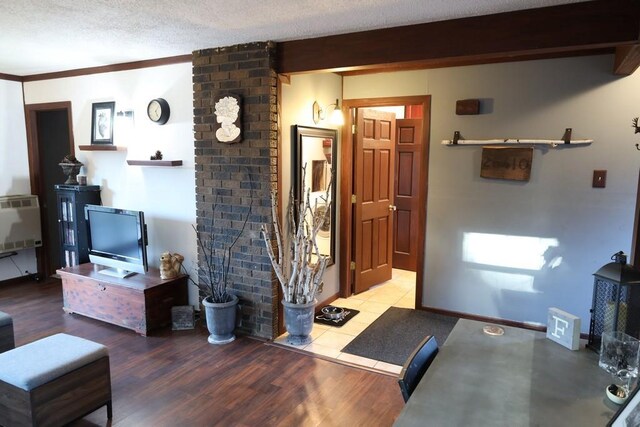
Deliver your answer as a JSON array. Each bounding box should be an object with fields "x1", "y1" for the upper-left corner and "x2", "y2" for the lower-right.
[{"x1": 57, "y1": 263, "x2": 188, "y2": 336}]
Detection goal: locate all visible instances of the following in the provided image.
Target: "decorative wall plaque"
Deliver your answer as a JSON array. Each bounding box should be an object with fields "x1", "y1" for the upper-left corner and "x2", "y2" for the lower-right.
[
  {"x1": 213, "y1": 94, "x2": 242, "y2": 144},
  {"x1": 480, "y1": 146, "x2": 533, "y2": 181},
  {"x1": 171, "y1": 305, "x2": 195, "y2": 330},
  {"x1": 456, "y1": 99, "x2": 480, "y2": 115}
]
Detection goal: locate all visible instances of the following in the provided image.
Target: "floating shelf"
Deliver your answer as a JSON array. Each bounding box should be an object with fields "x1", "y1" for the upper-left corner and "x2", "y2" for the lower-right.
[
  {"x1": 79, "y1": 145, "x2": 126, "y2": 151},
  {"x1": 442, "y1": 128, "x2": 593, "y2": 148},
  {"x1": 126, "y1": 160, "x2": 183, "y2": 167}
]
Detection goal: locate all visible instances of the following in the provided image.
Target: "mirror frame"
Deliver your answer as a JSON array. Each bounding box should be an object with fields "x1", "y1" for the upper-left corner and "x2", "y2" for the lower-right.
[{"x1": 293, "y1": 125, "x2": 338, "y2": 266}]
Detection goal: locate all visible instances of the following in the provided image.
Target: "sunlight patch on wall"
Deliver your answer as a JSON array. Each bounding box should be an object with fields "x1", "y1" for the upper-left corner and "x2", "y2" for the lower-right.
[
  {"x1": 477, "y1": 270, "x2": 540, "y2": 293},
  {"x1": 463, "y1": 232, "x2": 559, "y2": 271}
]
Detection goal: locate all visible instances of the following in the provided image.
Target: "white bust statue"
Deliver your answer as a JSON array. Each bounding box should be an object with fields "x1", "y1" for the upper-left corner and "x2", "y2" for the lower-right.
[{"x1": 214, "y1": 96, "x2": 241, "y2": 142}]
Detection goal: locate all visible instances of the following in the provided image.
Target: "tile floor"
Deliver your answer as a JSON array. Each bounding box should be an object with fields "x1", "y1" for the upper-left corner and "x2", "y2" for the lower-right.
[{"x1": 273, "y1": 268, "x2": 416, "y2": 375}]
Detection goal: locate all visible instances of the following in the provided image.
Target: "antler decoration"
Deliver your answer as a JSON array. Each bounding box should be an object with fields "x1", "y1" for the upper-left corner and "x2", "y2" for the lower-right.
[{"x1": 633, "y1": 118, "x2": 640, "y2": 150}]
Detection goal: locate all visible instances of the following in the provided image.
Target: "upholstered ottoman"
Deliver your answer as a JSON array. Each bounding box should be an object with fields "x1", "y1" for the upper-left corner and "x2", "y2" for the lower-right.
[
  {"x1": 0, "y1": 311, "x2": 14, "y2": 353},
  {"x1": 0, "y1": 333, "x2": 112, "y2": 427}
]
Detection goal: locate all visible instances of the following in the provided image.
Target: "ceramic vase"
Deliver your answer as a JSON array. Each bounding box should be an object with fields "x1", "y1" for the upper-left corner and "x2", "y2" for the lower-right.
[
  {"x1": 282, "y1": 299, "x2": 317, "y2": 345},
  {"x1": 202, "y1": 294, "x2": 239, "y2": 344}
]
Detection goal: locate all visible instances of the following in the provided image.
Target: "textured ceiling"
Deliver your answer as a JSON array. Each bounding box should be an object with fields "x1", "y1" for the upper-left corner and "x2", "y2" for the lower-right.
[{"x1": 0, "y1": 0, "x2": 586, "y2": 76}]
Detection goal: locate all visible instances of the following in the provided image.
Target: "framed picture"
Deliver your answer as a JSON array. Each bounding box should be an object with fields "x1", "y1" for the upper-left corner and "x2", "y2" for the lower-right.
[
  {"x1": 91, "y1": 101, "x2": 115, "y2": 144},
  {"x1": 607, "y1": 385, "x2": 640, "y2": 426}
]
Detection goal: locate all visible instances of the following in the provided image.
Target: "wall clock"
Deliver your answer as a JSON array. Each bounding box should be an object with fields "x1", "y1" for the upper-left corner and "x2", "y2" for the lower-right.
[{"x1": 147, "y1": 98, "x2": 170, "y2": 125}]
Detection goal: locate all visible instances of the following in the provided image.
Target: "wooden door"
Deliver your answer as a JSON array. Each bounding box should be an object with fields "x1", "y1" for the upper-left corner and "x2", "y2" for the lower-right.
[
  {"x1": 393, "y1": 119, "x2": 423, "y2": 271},
  {"x1": 353, "y1": 109, "x2": 396, "y2": 294}
]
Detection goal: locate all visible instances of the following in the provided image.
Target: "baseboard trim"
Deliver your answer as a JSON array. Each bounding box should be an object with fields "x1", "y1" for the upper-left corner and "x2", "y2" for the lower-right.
[
  {"x1": 418, "y1": 305, "x2": 590, "y2": 340},
  {"x1": 0, "y1": 275, "x2": 33, "y2": 286}
]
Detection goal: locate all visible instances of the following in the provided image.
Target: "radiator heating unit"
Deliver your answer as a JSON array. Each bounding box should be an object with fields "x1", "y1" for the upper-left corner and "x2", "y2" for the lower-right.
[{"x1": 0, "y1": 195, "x2": 43, "y2": 254}]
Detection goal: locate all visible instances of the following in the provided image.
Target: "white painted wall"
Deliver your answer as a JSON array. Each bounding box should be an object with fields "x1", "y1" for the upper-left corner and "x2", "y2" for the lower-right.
[
  {"x1": 9, "y1": 54, "x2": 639, "y2": 331},
  {"x1": 345, "y1": 55, "x2": 639, "y2": 332},
  {"x1": 21, "y1": 63, "x2": 199, "y2": 304},
  {"x1": 280, "y1": 73, "x2": 342, "y2": 300},
  {"x1": 0, "y1": 79, "x2": 38, "y2": 281}
]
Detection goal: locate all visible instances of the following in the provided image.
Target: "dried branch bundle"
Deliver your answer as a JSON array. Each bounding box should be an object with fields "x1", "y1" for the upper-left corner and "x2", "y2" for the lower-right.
[
  {"x1": 261, "y1": 171, "x2": 332, "y2": 305},
  {"x1": 194, "y1": 172, "x2": 253, "y2": 304}
]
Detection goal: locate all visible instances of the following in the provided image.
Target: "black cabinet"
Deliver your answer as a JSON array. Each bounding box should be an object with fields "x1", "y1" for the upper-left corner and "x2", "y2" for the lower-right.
[{"x1": 55, "y1": 185, "x2": 101, "y2": 268}]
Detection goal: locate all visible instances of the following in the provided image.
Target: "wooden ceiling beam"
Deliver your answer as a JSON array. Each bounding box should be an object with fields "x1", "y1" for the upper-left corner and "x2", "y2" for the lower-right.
[
  {"x1": 614, "y1": 44, "x2": 640, "y2": 75},
  {"x1": 276, "y1": 0, "x2": 640, "y2": 75}
]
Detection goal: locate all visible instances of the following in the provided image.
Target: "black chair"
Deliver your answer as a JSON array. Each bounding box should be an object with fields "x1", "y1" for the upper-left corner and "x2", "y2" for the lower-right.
[{"x1": 398, "y1": 335, "x2": 439, "y2": 403}]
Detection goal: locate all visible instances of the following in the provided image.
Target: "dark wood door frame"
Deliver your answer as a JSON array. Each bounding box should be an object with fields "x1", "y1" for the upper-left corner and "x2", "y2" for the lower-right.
[
  {"x1": 24, "y1": 101, "x2": 75, "y2": 277},
  {"x1": 339, "y1": 96, "x2": 431, "y2": 309}
]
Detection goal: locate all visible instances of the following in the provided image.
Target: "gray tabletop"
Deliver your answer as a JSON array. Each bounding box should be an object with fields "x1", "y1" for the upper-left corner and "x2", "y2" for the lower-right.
[{"x1": 394, "y1": 319, "x2": 620, "y2": 427}]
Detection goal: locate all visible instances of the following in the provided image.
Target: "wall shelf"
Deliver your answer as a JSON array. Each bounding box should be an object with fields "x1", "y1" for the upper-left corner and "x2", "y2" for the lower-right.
[
  {"x1": 442, "y1": 129, "x2": 593, "y2": 148},
  {"x1": 79, "y1": 145, "x2": 126, "y2": 151},
  {"x1": 126, "y1": 160, "x2": 183, "y2": 167}
]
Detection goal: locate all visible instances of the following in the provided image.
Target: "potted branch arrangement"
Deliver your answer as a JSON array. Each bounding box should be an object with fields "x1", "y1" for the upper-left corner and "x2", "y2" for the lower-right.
[
  {"x1": 194, "y1": 189, "x2": 252, "y2": 345},
  {"x1": 261, "y1": 170, "x2": 332, "y2": 345}
]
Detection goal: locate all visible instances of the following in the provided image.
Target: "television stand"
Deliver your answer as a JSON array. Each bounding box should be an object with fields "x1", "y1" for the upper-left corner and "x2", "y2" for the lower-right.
[{"x1": 57, "y1": 263, "x2": 188, "y2": 336}]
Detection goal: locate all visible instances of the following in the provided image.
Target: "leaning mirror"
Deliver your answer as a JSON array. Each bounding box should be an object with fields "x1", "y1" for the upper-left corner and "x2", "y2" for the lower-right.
[{"x1": 293, "y1": 125, "x2": 337, "y2": 266}]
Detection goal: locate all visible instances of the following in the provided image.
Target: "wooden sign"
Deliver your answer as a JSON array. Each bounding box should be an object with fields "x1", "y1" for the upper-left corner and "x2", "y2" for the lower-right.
[
  {"x1": 171, "y1": 305, "x2": 195, "y2": 330},
  {"x1": 456, "y1": 99, "x2": 480, "y2": 115},
  {"x1": 213, "y1": 94, "x2": 242, "y2": 144},
  {"x1": 480, "y1": 147, "x2": 532, "y2": 181}
]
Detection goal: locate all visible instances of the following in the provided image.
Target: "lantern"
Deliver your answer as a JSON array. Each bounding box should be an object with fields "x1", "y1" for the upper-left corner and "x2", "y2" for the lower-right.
[{"x1": 588, "y1": 251, "x2": 640, "y2": 352}]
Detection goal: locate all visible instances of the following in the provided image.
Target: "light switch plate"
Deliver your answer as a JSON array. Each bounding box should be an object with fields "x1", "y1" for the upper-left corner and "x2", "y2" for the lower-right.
[{"x1": 593, "y1": 170, "x2": 606, "y2": 188}]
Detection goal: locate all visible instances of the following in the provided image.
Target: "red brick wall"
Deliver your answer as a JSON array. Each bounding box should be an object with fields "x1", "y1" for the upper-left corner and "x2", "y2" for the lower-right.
[{"x1": 192, "y1": 42, "x2": 278, "y2": 339}]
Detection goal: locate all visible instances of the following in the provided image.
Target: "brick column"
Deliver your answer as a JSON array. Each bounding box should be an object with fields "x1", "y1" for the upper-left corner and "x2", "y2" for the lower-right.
[{"x1": 192, "y1": 42, "x2": 278, "y2": 339}]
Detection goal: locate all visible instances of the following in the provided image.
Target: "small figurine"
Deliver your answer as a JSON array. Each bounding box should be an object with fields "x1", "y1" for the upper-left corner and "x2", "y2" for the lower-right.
[
  {"x1": 159, "y1": 252, "x2": 184, "y2": 280},
  {"x1": 150, "y1": 150, "x2": 163, "y2": 160}
]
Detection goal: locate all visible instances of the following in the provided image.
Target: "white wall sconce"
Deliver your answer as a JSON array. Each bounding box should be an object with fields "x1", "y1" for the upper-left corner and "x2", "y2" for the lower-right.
[{"x1": 312, "y1": 99, "x2": 344, "y2": 126}]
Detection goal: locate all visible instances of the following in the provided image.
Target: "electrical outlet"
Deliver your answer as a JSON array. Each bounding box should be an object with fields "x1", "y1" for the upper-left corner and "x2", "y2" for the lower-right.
[{"x1": 593, "y1": 170, "x2": 606, "y2": 188}]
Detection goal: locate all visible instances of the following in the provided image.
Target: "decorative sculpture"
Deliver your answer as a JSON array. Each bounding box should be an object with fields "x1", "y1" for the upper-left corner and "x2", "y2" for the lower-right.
[{"x1": 159, "y1": 252, "x2": 184, "y2": 280}]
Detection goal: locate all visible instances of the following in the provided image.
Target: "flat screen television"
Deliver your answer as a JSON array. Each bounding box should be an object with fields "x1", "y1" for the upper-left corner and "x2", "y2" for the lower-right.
[{"x1": 85, "y1": 204, "x2": 148, "y2": 278}]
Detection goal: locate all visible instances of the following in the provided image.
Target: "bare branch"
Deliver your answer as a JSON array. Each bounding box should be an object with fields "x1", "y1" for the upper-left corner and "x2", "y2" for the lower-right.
[{"x1": 261, "y1": 167, "x2": 332, "y2": 304}]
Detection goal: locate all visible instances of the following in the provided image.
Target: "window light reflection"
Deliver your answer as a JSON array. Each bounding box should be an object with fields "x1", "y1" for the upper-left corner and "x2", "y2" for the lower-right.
[
  {"x1": 463, "y1": 232, "x2": 560, "y2": 271},
  {"x1": 478, "y1": 270, "x2": 539, "y2": 293}
]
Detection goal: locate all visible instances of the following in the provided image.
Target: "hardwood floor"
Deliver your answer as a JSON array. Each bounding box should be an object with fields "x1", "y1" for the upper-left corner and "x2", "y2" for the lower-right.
[{"x1": 0, "y1": 279, "x2": 404, "y2": 426}]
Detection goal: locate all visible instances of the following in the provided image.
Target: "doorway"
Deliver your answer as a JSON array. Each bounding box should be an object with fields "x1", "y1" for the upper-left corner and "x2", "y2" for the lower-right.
[
  {"x1": 339, "y1": 96, "x2": 431, "y2": 309},
  {"x1": 24, "y1": 102, "x2": 75, "y2": 278}
]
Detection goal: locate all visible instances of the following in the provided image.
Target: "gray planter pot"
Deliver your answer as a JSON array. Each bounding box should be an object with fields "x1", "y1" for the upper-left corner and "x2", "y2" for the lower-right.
[
  {"x1": 282, "y1": 299, "x2": 317, "y2": 345},
  {"x1": 202, "y1": 294, "x2": 239, "y2": 344}
]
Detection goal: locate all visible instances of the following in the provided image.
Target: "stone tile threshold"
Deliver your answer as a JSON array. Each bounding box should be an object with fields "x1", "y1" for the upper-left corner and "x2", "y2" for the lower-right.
[{"x1": 269, "y1": 269, "x2": 416, "y2": 376}]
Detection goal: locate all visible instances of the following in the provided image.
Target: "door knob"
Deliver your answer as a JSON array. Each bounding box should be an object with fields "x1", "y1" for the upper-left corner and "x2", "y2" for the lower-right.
[{"x1": 389, "y1": 205, "x2": 397, "y2": 211}]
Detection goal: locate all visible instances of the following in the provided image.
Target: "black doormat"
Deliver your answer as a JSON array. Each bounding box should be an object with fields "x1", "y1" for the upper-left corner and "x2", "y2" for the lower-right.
[
  {"x1": 314, "y1": 306, "x2": 360, "y2": 327},
  {"x1": 341, "y1": 307, "x2": 458, "y2": 366}
]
